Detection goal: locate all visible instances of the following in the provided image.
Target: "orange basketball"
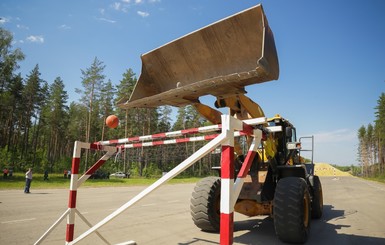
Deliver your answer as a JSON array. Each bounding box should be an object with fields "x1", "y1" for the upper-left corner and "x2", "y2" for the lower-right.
[{"x1": 106, "y1": 115, "x2": 119, "y2": 129}]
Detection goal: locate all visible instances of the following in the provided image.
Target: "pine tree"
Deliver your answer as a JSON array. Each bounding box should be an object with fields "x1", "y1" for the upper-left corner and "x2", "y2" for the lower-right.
[
  {"x1": 158, "y1": 106, "x2": 172, "y2": 132},
  {"x1": 357, "y1": 126, "x2": 368, "y2": 176},
  {"x1": 76, "y1": 57, "x2": 106, "y2": 170},
  {"x1": 0, "y1": 27, "x2": 25, "y2": 92},
  {"x1": 116, "y1": 68, "x2": 137, "y2": 138},
  {"x1": 101, "y1": 80, "x2": 116, "y2": 141},
  {"x1": 21, "y1": 65, "x2": 43, "y2": 164},
  {"x1": 173, "y1": 107, "x2": 187, "y2": 130},
  {"x1": 375, "y1": 93, "x2": 385, "y2": 173},
  {"x1": 0, "y1": 27, "x2": 25, "y2": 150},
  {"x1": 46, "y1": 77, "x2": 69, "y2": 169}
]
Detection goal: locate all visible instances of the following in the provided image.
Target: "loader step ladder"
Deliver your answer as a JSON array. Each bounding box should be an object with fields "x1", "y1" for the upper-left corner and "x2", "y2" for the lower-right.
[{"x1": 299, "y1": 136, "x2": 315, "y2": 174}]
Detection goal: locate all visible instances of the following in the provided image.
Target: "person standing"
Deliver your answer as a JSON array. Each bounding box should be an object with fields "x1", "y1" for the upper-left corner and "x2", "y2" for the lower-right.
[
  {"x1": 3, "y1": 168, "x2": 8, "y2": 179},
  {"x1": 44, "y1": 169, "x2": 49, "y2": 181},
  {"x1": 24, "y1": 168, "x2": 33, "y2": 193}
]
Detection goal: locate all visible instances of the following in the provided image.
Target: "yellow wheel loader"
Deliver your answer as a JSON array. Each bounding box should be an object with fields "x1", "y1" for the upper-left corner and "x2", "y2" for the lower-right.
[{"x1": 118, "y1": 4, "x2": 323, "y2": 243}]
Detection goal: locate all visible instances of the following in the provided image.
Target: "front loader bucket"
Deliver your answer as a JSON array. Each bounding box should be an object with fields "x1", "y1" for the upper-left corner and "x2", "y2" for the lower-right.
[{"x1": 118, "y1": 4, "x2": 279, "y2": 109}]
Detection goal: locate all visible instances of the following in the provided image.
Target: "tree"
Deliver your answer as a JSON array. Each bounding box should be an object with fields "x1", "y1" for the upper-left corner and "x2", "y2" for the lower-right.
[
  {"x1": 45, "y1": 77, "x2": 69, "y2": 170},
  {"x1": 0, "y1": 27, "x2": 25, "y2": 151},
  {"x1": 0, "y1": 27, "x2": 25, "y2": 92},
  {"x1": 173, "y1": 107, "x2": 187, "y2": 130},
  {"x1": 20, "y1": 65, "x2": 44, "y2": 164},
  {"x1": 77, "y1": 57, "x2": 106, "y2": 142},
  {"x1": 100, "y1": 80, "x2": 117, "y2": 141},
  {"x1": 158, "y1": 106, "x2": 172, "y2": 132},
  {"x1": 357, "y1": 125, "x2": 368, "y2": 176},
  {"x1": 76, "y1": 57, "x2": 106, "y2": 170},
  {"x1": 366, "y1": 123, "x2": 375, "y2": 175},
  {"x1": 116, "y1": 68, "x2": 137, "y2": 138},
  {"x1": 375, "y1": 93, "x2": 385, "y2": 173}
]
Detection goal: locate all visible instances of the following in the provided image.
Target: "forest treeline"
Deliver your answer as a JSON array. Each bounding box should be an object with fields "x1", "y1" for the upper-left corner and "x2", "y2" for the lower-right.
[
  {"x1": 0, "y1": 27, "x2": 219, "y2": 177},
  {"x1": 357, "y1": 93, "x2": 385, "y2": 177}
]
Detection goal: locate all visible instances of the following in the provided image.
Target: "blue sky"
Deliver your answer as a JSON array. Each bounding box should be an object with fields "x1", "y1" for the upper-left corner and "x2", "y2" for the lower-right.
[{"x1": 1, "y1": 0, "x2": 384, "y2": 166}]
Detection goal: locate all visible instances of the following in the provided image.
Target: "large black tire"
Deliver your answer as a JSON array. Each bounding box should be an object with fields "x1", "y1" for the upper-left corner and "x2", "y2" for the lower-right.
[
  {"x1": 190, "y1": 176, "x2": 221, "y2": 232},
  {"x1": 274, "y1": 177, "x2": 311, "y2": 243},
  {"x1": 311, "y1": 175, "x2": 323, "y2": 219}
]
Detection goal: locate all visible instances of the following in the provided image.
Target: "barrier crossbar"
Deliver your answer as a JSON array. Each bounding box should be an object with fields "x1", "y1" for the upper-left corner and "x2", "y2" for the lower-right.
[
  {"x1": 34, "y1": 115, "x2": 266, "y2": 245},
  {"x1": 97, "y1": 124, "x2": 223, "y2": 146}
]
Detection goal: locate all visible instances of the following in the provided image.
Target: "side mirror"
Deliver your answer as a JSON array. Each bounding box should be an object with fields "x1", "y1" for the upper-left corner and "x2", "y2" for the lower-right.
[{"x1": 285, "y1": 127, "x2": 292, "y2": 138}]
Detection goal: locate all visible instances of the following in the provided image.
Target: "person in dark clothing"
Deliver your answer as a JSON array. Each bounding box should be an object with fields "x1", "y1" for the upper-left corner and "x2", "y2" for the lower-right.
[
  {"x1": 44, "y1": 170, "x2": 49, "y2": 181},
  {"x1": 24, "y1": 168, "x2": 33, "y2": 193}
]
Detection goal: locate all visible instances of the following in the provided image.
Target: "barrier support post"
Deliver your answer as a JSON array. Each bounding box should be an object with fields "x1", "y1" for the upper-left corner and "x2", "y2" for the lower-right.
[{"x1": 219, "y1": 115, "x2": 242, "y2": 245}]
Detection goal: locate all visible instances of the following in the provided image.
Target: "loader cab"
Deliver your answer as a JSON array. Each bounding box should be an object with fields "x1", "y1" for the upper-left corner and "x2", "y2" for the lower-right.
[{"x1": 267, "y1": 115, "x2": 299, "y2": 166}]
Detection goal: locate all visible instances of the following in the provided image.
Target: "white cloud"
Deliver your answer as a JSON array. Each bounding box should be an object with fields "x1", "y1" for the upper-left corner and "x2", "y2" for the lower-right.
[
  {"x1": 148, "y1": 0, "x2": 161, "y2": 2},
  {"x1": 16, "y1": 24, "x2": 29, "y2": 30},
  {"x1": 312, "y1": 128, "x2": 356, "y2": 143},
  {"x1": 135, "y1": 0, "x2": 144, "y2": 4},
  {"x1": 97, "y1": 17, "x2": 117, "y2": 23},
  {"x1": 111, "y1": 2, "x2": 128, "y2": 12},
  {"x1": 59, "y1": 24, "x2": 71, "y2": 30},
  {"x1": 112, "y1": 2, "x2": 121, "y2": 11},
  {"x1": 137, "y1": 11, "x2": 149, "y2": 17},
  {"x1": 122, "y1": 0, "x2": 131, "y2": 3},
  {"x1": 26, "y1": 35, "x2": 44, "y2": 43},
  {"x1": 0, "y1": 17, "x2": 10, "y2": 24},
  {"x1": 99, "y1": 8, "x2": 106, "y2": 15}
]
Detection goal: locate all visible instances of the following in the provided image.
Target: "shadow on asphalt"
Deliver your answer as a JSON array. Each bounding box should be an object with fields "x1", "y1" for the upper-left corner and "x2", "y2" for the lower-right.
[
  {"x1": 26, "y1": 192, "x2": 52, "y2": 195},
  {"x1": 179, "y1": 204, "x2": 385, "y2": 245}
]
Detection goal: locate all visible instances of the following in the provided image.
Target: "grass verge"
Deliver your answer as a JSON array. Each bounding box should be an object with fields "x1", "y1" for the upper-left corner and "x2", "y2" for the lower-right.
[{"x1": 0, "y1": 173, "x2": 202, "y2": 190}]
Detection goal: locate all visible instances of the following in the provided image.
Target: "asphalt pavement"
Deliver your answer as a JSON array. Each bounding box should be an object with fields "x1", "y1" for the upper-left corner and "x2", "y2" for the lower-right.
[{"x1": 1, "y1": 176, "x2": 385, "y2": 244}]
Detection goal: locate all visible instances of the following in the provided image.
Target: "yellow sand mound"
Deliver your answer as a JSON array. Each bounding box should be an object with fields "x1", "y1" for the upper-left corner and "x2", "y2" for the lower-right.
[{"x1": 314, "y1": 162, "x2": 351, "y2": 177}]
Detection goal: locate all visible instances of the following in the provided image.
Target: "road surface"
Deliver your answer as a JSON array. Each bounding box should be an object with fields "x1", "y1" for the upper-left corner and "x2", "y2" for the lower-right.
[{"x1": 1, "y1": 176, "x2": 385, "y2": 244}]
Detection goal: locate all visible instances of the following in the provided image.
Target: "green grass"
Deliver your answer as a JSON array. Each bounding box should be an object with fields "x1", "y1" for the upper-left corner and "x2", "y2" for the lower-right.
[
  {"x1": 0, "y1": 173, "x2": 202, "y2": 190},
  {"x1": 365, "y1": 173, "x2": 385, "y2": 184}
]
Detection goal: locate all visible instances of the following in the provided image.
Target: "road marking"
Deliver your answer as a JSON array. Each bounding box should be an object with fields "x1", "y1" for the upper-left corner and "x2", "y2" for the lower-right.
[
  {"x1": 141, "y1": 203, "x2": 156, "y2": 207},
  {"x1": 1, "y1": 218, "x2": 36, "y2": 224}
]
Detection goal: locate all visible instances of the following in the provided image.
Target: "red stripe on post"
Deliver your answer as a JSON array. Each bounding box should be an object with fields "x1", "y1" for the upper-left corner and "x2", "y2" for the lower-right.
[
  {"x1": 66, "y1": 224, "x2": 75, "y2": 242},
  {"x1": 71, "y1": 157, "x2": 80, "y2": 174},
  {"x1": 220, "y1": 212, "x2": 234, "y2": 245},
  {"x1": 68, "y1": 190, "x2": 77, "y2": 208},
  {"x1": 221, "y1": 145, "x2": 234, "y2": 179},
  {"x1": 241, "y1": 123, "x2": 254, "y2": 135}
]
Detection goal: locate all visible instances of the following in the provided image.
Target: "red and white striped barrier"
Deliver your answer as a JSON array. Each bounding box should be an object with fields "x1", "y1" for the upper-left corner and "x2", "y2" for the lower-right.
[
  {"x1": 35, "y1": 116, "x2": 266, "y2": 245},
  {"x1": 97, "y1": 124, "x2": 222, "y2": 145},
  {"x1": 67, "y1": 142, "x2": 117, "y2": 244}
]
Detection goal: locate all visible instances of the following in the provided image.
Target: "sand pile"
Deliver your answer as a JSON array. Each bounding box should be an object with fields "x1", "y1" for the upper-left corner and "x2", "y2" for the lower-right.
[{"x1": 314, "y1": 162, "x2": 351, "y2": 177}]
